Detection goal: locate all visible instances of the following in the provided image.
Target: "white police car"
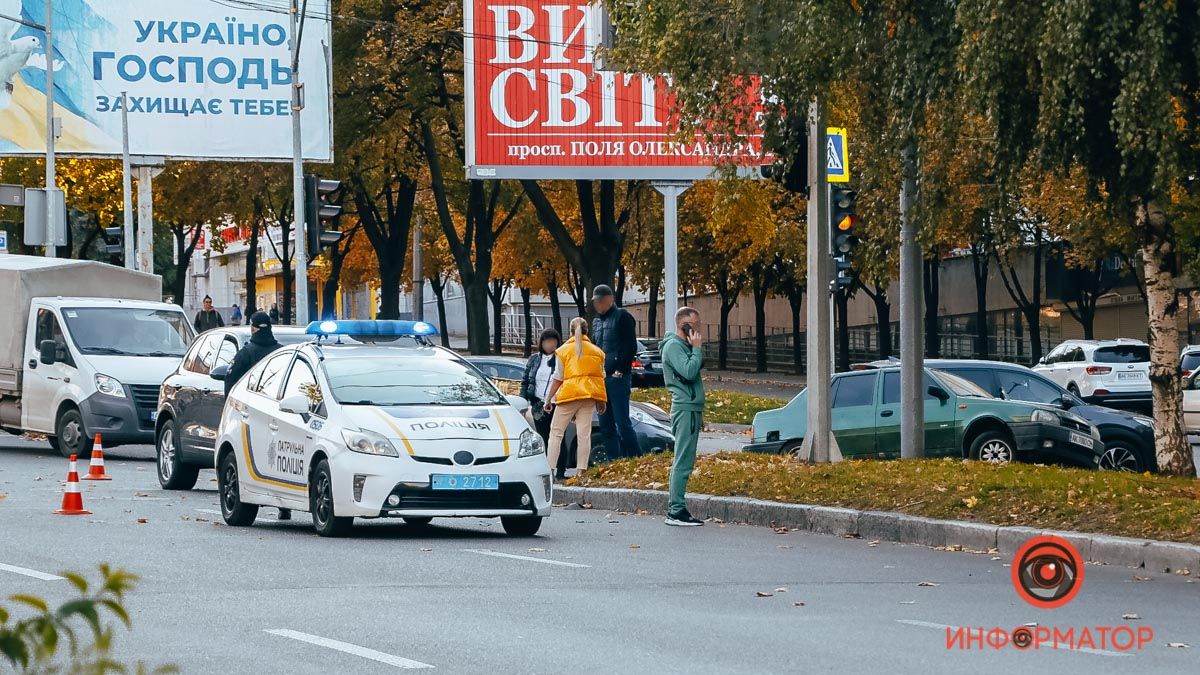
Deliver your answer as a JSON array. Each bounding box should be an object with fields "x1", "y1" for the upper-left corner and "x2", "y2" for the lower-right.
[{"x1": 213, "y1": 320, "x2": 552, "y2": 537}]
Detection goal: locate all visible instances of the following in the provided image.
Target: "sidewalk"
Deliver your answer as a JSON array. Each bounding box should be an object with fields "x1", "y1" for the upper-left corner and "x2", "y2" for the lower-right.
[{"x1": 702, "y1": 369, "x2": 805, "y2": 399}]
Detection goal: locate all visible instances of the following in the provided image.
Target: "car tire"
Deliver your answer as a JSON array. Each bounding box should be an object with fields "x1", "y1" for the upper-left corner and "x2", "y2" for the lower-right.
[
  {"x1": 54, "y1": 407, "x2": 93, "y2": 459},
  {"x1": 218, "y1": 452, "x2": 258, "y2": 527},
  {"x1": 968, "y1": 430, "x2": 1015, "y2": 464},
  {"x1": 1067, "y1": 384, "x2": 1081, "y2": 397},
  {"x1": 156, "y1": 418, "x2": 200, "y2": 490},
  {"x1": 779, "y1": 439, "x2": 804, "y2": 456},
  {"x1": 1098, "y1": 439, "x2": 1145, "y2": 472},
  {"x1": 310, "y1": 459, "x2": 353, "y2": 537},
  {"x1": 47, "y1": 435, "x2": 61, "y2": 453},
  {"x1": 501, "y1": 515, "x2": 543, "y2": 536},
  {"x1": 402, "y1": 517, "x2": 433, "y2": 527}
]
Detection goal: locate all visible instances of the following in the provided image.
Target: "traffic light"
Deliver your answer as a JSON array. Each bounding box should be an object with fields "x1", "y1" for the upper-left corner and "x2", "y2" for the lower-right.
[
  {"x1": 830, "y1": 186, "x2": 858, "y2": 290},
  {"x1": 304, "y1": 175, "x2": 344, "y2": 256},
  {"x1": 103, "y1": 226, "x2": 124, "y2": 257}
]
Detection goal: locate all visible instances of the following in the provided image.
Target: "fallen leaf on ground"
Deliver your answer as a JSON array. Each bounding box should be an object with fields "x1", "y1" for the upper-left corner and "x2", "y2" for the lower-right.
[
  {"x1": 528, "y1": 548, "x2": 546, "y2": 552},
  {"x1": 195, "y1": 517, "x2": 208, "y2": 523},
  {"x1": 991, "y1": 557, "x2": 1002, "y2": 561},
  {"x1": 1134, "y1": 575, "x2": 1151, "y2": 582},
  {"x1": 629, "y1": 544, "x2": 641, "y2": 549},
  {"x1": 420, "y1": 548, "x2": 432, "y2": 552},
  {"x1": 778, "y1": 545, "x2": 793, "y2": 549},
  {"x1": 917, "y1": 581, "x2": 939, "y2": 587},
  {"x1": 134, "y1": 492, "x2": 149, "y2": 497},
  {"x1": 1175, "y1": 568, "x2": 1191, "y2": 576},
  {"x1": 136, "y1": 518, "x2": 147, "y2": 524},
  {"x1": 899, "y1": 601, "x2": 916, "y2": 605},
  {"x1": 755, "y1": 591, "x2": 773, "y2": 598},
  {"x1": 1166, "y1": 642, "x2": 1190, "y2": 649},
  {"x1": 793, "y1": 602, "x2": 805, "y2": 607},
  {"x1": 774, "y1": 587, "x2": 787, "y2": 593},
  {"x1": 1122, "y1": 613, "x2": 1140, "y2": 620}
]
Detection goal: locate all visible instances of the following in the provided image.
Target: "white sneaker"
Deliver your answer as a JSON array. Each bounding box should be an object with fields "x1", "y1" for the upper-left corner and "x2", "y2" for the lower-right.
[{"x1": 564, "y1": 468, "x2": 578, "y2": 478}]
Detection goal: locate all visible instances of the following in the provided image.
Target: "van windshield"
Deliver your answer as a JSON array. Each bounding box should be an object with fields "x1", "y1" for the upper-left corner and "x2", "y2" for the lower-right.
[{"x1": 63, "y1": 308, "x2": 193, "y2": 357}]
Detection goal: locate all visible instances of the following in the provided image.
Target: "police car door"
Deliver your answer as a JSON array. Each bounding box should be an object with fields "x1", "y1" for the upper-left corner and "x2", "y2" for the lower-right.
[
  {"x1": 274, "y1": 357, "x2": 327, "y2": 496},
  {"x1": 243, "y1": 351, "x2": 303, "y2": 500}
]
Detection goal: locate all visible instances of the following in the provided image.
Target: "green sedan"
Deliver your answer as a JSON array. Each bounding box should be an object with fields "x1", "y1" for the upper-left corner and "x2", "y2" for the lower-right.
[{"x1": 744, "y1": 366, "x2": 1103, "y2": 467}]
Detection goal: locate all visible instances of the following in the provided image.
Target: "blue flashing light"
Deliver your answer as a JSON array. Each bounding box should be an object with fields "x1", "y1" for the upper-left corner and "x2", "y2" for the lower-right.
[{"x1": 304, "y1": 320, "x2": 440, "y2": 337}]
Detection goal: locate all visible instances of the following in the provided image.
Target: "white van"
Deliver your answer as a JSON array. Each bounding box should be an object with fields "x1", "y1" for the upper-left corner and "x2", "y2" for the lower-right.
[{"x1": 0, "y1": 256, "x2": 195, "y2": 457}]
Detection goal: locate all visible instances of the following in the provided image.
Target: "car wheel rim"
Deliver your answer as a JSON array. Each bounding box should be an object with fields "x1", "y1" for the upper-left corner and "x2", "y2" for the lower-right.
[
  {"x1": 980, "y1": 440, "x2": 1011, "y2": 463},
  {"x1": 315, "y1": 473, "x2": 332, "y2": 525},
  {"x1": 1100, "y1": 446, "x2": 1140, "y2": 472},
  {"x1": 158, "y1": 428, "x2": 175, "y2": 480},
  {"x1": 62, "y1": 418, "x2": 81, "y2": 449},
  {"x1": 221, "y1": 463, "x2": 239, "y2": 513}
]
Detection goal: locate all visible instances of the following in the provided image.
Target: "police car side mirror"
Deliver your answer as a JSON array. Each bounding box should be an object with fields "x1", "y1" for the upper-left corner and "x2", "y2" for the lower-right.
[
  {"x1": 279, "y1": 395, "x2": 312, "y2": 417},
  {"x1": 506, "y1": 394, "x2": 530, "y2": 414},
  {"x1": 210, "y1": 365, "x2": 229, "y2": 381}
]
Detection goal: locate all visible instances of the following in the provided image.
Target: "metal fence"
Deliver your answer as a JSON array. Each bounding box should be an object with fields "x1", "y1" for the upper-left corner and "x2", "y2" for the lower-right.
[{"x1": 500, "y1": 312, "x2": 1055, "y2": 373}]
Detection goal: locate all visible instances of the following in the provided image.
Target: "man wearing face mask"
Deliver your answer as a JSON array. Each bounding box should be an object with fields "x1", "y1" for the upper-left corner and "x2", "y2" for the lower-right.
[{"x1": 590, "y1": 284, "x2": 639, "y2": 460}]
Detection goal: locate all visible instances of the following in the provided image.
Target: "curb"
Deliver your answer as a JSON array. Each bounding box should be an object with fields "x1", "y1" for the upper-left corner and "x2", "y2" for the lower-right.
[
  {"x1": 703, "y1": 422, "x2": 751, "y2": 434},
  {"x1": 554, "y1": 486, "x2": 1200, "y2": 575}
]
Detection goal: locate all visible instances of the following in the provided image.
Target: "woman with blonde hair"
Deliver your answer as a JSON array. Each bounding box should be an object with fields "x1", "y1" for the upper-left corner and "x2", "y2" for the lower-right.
[{"x1": 543, "y1": 317, "x2": 608, "y2": 477}]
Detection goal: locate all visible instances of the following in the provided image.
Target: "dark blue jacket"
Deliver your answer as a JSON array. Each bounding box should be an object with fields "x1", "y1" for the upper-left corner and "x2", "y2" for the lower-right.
[{"x1": 592, "y1": 306, "x2": 637, "y2": 377}]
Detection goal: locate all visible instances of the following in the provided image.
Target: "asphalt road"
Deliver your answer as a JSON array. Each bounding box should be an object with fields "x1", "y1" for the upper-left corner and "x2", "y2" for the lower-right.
[{"x1": 2, "y1": 435, "x2": 1198, "y2": 674}]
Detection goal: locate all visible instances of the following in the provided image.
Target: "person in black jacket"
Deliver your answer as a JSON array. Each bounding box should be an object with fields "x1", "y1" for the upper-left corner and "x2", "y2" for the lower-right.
[
  {"x1": 521, "y1": 328, "x2": 561, "y2": 470},
  {"x1": 193, "y1": 296, "x2": 224, "y2": 333},
  {"x1": 223, "y1": 311, "x2": 288, "y2": 518},
  {"x1": 590, "y1": 284, "x2": 639, "y2": 459},
  {"x1": 224, "y1": 312, "x2": 282, "y2": 396}
]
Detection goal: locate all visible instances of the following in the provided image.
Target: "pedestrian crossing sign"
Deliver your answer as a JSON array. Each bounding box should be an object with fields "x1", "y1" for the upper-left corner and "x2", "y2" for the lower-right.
[{"x1": 826, "y1": 128, "x2": 849, "y2": 183}]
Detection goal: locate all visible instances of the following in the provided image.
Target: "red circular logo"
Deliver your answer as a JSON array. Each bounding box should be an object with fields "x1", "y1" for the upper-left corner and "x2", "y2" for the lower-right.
[{"x1": 1012, "y1": 535, "x2": 1084, "y2": 609}]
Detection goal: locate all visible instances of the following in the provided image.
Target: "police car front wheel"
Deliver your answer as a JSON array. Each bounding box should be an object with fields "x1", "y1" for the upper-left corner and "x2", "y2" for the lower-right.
[
  {"x1": 501, "y1": 516, "x2": 543, "y2": 537},
  {"x1": 218, "y1": 452, "x2": 258, "y2": 527},
  {"x1": 310, "y1": 459, "x2": 353, "y2": 537}
]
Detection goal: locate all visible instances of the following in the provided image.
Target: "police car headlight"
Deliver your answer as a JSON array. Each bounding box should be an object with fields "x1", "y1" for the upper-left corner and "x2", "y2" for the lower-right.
[
  {"x1": 342, "y1": 428, "x2": 399, "y2": 457},
  {"x1": 518, "y1": 428, "x2": 545, "y2": 457}
]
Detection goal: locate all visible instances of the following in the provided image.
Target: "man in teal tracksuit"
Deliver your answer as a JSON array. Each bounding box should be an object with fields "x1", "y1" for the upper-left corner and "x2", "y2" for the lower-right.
[{"x1": 660, "y1": 306, "x2": 706, "y2": 527}]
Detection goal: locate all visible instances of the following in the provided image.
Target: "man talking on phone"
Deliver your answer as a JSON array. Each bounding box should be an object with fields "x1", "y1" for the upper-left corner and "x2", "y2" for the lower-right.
[{"x1": 661, "y1": 306, "x2": 706, "y2": 526}]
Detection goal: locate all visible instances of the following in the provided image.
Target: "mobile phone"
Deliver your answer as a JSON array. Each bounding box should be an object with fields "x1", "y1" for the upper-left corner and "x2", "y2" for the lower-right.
[{"x1": 682, "y1": 323, "x2": 694, "y2": 337}]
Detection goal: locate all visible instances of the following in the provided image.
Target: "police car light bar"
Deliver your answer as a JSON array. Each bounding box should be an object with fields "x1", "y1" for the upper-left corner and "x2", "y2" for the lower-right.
[{"x1": 304, "y1": 320, "x2": 439, "y2": 337}]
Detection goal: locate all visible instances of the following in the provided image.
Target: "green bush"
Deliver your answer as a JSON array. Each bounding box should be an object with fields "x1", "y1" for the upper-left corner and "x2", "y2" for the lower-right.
[{"x1": 0, "y1": 565, "x2": 175, "y2": 674}]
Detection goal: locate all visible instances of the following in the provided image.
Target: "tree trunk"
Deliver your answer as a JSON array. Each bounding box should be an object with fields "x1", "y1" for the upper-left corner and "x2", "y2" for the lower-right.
[
  {"x1": 430, "y1": 275, "x2": 451, "y2": 348},
  {"x1": 377, "y1": 260, "x2": 403, "y2": 320},
  {"x1": 245, "y1": 220, "x2": 260, "y2": 316},
  {"x1": 547, "y1": 274, "x2": 563, "y2": 335},
  {"x1": 923, "y1": 257, "x2": 940, "y2": 358},
  {"x1": 464, "y1": 277, "x2": 491, "y2": 354},
  {"x1": 719, "y1": 299, "x2": 733, "y2": 370},
  {"x1": 647, "y1": 276, "x2": 660, "y2": 338},
  {"x1": 521, "y1": 287, "x2": 533, "y2": 358},
  {"x1": 972, "y1": 247, "x2": 989, "y2": 359},
  {"x1": 874, "y1": 290, "x2": 892, "y2": 359},
  {"x1": 1138, "y1": 199, "x2": 1193, "y2": 475},
  {"x1": 752, "y1": 267, "x2": 770, "y2": 373},
  {"x1": 787, "y1": 289, "x2": 803, "y2": 375},
  {"x1": 490, "y1": 279, "x2": 505, "y2": 354},
  {"x1": 615, "y1": 265, "x2": 626, "y2": 305}
]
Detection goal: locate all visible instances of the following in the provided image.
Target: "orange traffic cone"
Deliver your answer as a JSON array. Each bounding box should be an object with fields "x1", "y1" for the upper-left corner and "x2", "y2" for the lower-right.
[
  {"x1": 54, "y1": 454, "x2": 92, "y2": 515},
  {"x1": 82, "y1": 435, "x2": 111, "y2": 481}
]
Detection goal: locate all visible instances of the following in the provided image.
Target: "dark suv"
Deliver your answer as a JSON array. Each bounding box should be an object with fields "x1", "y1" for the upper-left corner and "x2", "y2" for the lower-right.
[
  {"x1": 154, "y1": 326, "x2": 316, "y2": 489},
  {"x1": 922, "y1": 359, "x2": 1156, "y2": 472}
]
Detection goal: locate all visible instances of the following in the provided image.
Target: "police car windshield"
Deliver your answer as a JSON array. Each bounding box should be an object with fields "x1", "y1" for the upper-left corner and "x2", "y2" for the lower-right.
[{"x1": 324, "y1": 357, "x2": 505, "y2": 407}]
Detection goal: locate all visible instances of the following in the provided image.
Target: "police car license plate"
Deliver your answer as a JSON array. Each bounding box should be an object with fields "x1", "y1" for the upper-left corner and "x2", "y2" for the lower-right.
[
  {"x1": 431, "y1": 474, "x2": 499, "y2": 490},
  {"x1": 1069, "y1": 432, "x2": 1094, "y2": 450}
]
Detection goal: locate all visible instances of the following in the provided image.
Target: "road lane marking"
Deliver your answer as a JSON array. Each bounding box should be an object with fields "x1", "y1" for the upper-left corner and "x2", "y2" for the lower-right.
[
  {"x1": 264, "y1": 629, "x2": 433, "y2": 669},
  {"x1": 463, "y1": 549, "x2": 590, "y2": 568},
  {"x1": 896, "y1": 619, "x2": 1131, "y2": 657},
  {"x1": 0, "y1": 563, "x2": 64, "y2": 581}
]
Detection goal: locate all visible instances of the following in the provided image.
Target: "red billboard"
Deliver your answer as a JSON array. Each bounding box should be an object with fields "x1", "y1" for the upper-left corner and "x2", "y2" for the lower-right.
[{"x1": 464, "y1": 0, "x2": 766, "y2": 179}]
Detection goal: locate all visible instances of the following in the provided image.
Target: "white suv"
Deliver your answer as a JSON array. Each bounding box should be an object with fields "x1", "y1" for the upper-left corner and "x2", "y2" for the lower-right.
[{"x1": 1033, "y1": 339, "x2": 1151, "y2": 407}]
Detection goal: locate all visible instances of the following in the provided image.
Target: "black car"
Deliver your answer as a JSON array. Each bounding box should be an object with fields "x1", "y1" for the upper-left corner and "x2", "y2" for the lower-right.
[
  {"x1": 154, "y1": 326, "x2": 319, "y2": 489},
  {"x1": 465, "y1": 355, "x2": 674, "y2": 469},
  {"x1": 632, "y1": 339, "x2": 664, "y2": 388},
  {"x1": 923, "y1": 359, "x2": 1156, "y2": 472}
]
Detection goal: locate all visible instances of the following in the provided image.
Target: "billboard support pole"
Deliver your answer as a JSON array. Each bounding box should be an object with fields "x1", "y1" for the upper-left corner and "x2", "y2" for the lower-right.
[
  {"x1": 121, "y1": 92, "x2": 135, "y2": 270},
  {"x1": 43, "y1": 0, "x2": 55, "y2": 258},
  {"x1": 290, "y1": 0, "x2": 309, "y2": 327},
  {"x1": 134, "y1": 165, "x2": 162, "y2": 273},
  {"x1": 654, "y1": 181, "x2": 691, "y2": 332}
]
